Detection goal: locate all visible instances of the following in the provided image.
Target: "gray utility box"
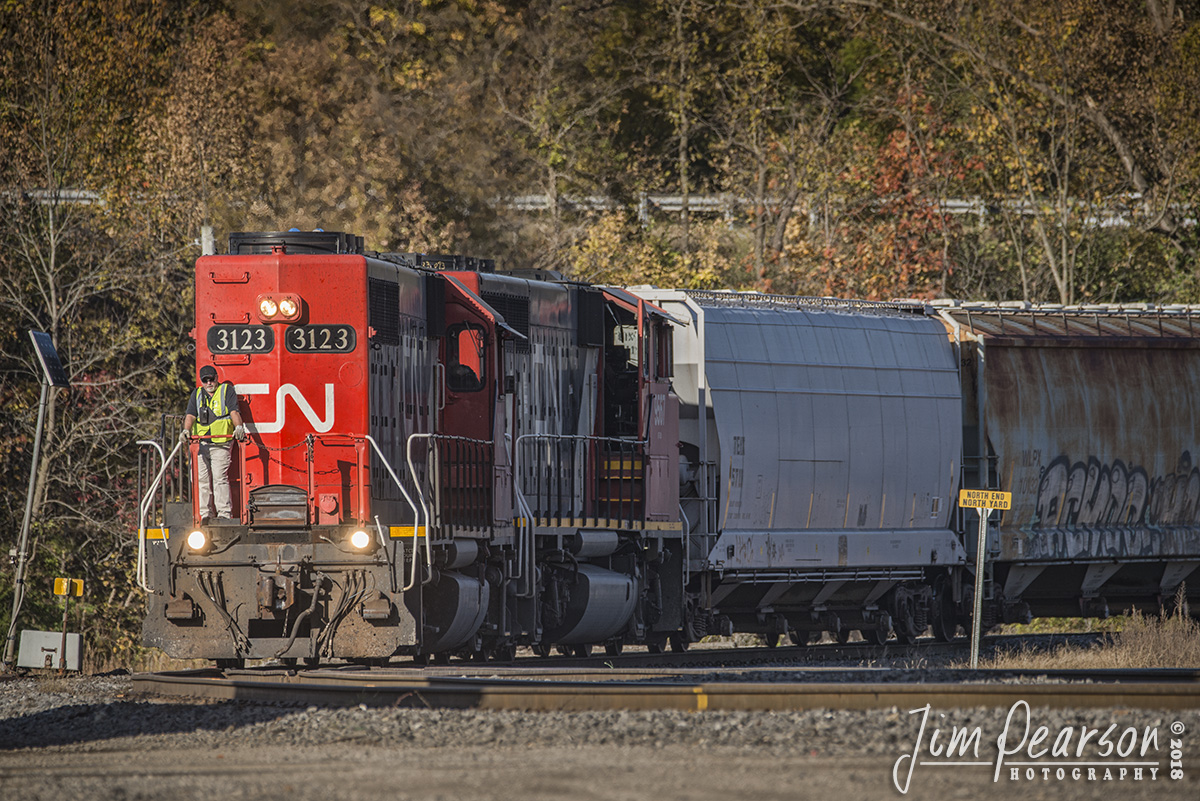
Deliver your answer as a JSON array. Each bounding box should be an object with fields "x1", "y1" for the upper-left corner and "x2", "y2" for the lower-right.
[{"x1": 17, "y1": 630, "x2": 82, "y2": 671}]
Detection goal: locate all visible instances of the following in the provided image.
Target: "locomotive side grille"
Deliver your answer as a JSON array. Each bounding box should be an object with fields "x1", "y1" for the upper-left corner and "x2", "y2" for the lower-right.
[
  {"x1": 369, "y1": 278, "x2": 400, "y2": 345},
  {"x1": 481, "y1": 291, "x2": 530, "y2": 353}
]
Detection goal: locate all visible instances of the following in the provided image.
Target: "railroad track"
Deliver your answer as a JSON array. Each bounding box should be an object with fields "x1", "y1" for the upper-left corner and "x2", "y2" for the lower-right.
[
  {"x1": 134, "y1": 662, "x2": 1200, "y2": 712},
  {"x1": 502, "y1": 631, "x2": 1107, "y2": 669}
]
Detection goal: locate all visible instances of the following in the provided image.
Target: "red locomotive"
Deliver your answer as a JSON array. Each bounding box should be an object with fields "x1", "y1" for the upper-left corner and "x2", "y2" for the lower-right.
[{"x1": 139, "y1": 230, "x2": 683, "y2": 664}]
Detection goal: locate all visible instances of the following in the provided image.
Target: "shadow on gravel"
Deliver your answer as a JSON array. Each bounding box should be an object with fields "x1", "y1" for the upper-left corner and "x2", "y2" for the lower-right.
[{"x1": 0, "y1": 701, "x2": 296, "y2": 749}]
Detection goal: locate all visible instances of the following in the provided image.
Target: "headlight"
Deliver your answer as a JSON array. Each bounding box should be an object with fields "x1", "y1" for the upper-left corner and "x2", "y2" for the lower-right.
[
  {"x1": 259, "y1": 298, "x2": 278, "y2": 318},
  {"x1": 187, "y1": 530, "x2": 208, "y2": 550},
  {"x1": 349, "y1": 529, "x2": 371, "y2": 550},
  {"x1": 279, "y1": 297, "x2": 298, "y2": 317}
]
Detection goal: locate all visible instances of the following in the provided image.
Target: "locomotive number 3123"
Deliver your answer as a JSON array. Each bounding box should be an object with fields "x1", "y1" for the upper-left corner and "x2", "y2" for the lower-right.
[
  {"x1": 208, "y1": 325, "x2": 274, "y2": 354},
  {"x1": 286, "y1": 325, "x2": 356, "y2": 353}
]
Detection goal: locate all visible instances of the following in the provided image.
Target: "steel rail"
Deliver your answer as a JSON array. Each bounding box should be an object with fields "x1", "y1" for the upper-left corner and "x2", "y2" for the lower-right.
[
  {"x1": 496, "y1": 632, "x2": 1109, "y2": 670},
  {"x1": 133, "y1": 668, "x2": 1200, "y2": 712}
]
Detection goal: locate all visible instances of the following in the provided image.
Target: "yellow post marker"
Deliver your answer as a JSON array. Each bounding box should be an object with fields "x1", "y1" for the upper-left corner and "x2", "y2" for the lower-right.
[
  {"x1": 52, "y1": 578, "x2": 83, "y2": 597},
  {"x1": 52, "y1": 578, "x2": 83, "y2": 672},
  {"x1": 958, "y1": 490, "x2": 1011, "y2": 669}
]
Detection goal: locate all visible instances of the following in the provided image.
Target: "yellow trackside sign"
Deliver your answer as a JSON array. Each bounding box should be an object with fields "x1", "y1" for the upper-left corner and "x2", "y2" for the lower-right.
[
  {"x1": 958, "y1": 489, "x2": 1012, "y2": 510},
  {"x1": 53, "y1": 578, "x2": 83, "y2": 597}
]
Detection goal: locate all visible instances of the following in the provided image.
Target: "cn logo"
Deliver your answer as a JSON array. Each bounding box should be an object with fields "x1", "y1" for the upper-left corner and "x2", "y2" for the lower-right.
[{"x1": 236, "y1": 383, "x2": 335, "y2": 434}]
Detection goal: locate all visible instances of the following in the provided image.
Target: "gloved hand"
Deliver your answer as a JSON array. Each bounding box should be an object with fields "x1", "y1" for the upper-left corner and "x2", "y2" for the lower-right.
[
  {"x1": 179, "y1": 428, "x2": 190, "y2": 443},
  {"x1": 233, "y1": 424, "x2": 247, "y2": 442}
]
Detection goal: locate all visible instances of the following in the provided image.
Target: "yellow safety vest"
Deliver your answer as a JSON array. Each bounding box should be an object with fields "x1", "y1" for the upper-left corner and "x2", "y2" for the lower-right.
[{"x1": 191, "y1": 382, "x2": 236, "y2": 444}]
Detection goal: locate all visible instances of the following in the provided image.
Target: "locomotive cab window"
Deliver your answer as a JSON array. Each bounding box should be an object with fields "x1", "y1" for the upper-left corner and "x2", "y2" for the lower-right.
[{"x1": 447, "y1": 322, "x2": 486, "y2": 393}]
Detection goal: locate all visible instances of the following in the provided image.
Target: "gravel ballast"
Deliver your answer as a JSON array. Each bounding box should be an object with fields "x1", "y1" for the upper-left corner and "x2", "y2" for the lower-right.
[{"x1": 1, "y1": 674, "x2": 1197, "y2": 800}]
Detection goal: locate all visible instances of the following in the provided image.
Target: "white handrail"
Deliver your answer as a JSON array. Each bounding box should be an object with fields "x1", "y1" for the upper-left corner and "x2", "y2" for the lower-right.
[
  {"x1": 363, "y1": 434, "x2": 426, "y2": 592},
  {"x1": 404, "y1": 433, "x2": 437, "y2": 587},
  {"x1": 511, "y1": 485, "x2": 537, "y2": 598},
  {"x1": 512, "y1": 432, "x2": 646, "y2": 514},
  {"x1": 678, "y1": 502, "x2": 692, "y2": 586},
  {"x1": 505, "y1": 432, "x2": 523, "y2": 585},
  {"x1": 136, "y1": 438, "x2": 181, "y2": 593}
]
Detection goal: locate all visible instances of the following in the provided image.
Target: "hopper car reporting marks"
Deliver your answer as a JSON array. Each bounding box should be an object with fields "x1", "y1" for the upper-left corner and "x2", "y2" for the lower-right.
[{"x1": 135, "y1": 231, "x2": 1200, "y2": 666}]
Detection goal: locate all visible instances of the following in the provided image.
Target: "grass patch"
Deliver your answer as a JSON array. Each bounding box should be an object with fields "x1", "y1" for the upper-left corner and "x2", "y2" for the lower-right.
[
  {"x1": 976, "y1": 589, "x2": 1200, "y2": 670},
  {"x1": 997, "y1": 616, "x2": 1128, "y2": 636}
]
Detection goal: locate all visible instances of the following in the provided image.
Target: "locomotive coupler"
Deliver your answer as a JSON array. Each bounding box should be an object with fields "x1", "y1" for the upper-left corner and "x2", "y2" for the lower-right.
[{"x1": 257, "y1": 572, "x2": 298, "y2": 615}]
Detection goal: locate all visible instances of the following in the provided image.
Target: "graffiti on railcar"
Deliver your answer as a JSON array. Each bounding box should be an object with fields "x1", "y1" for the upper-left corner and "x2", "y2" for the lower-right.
[
  {"x1": 1005, "y1": 451, "x2": 1200, "y2": 560},
  {"x1": 1032, "y1": 452, "x2": 1200, "y2": 528}
]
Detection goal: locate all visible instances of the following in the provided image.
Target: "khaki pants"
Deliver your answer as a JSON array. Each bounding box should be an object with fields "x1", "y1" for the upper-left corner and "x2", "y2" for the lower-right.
[{"x1": 197, "y1": 442, "x2": 233, "y2": 519}]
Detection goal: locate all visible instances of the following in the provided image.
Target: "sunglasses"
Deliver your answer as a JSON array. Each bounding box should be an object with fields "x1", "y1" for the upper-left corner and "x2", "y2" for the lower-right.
[{"x1": 201, "y1": 376, "x2": 217, "y2": 384}]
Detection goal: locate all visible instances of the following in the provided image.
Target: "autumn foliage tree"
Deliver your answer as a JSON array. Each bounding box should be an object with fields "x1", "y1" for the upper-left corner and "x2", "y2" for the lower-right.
[
  {"x1": 786, "y1": 89, "x2": 974, "y2": 299},
  {"x1": 0, "y1": 0, "x2": 196, "y2": 660}
]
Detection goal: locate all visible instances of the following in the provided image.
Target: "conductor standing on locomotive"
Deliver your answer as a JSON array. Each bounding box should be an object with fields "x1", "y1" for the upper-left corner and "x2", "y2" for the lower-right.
[{"x1": 181, "y1": 364, "x2": 245, "y2": 521}]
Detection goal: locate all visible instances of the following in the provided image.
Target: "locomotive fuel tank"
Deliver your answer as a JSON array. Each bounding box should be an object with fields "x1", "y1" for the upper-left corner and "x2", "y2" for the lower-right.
[
  {"x1": 413, "y1": 572, "x2": 490, "y2": 653},
  {"x1": 540, "y1": 563, "x2": 638, "y2": 644}
]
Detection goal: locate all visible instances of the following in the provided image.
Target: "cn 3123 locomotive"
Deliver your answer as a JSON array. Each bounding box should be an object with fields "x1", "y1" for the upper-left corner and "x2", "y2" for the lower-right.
[{"x1": 136, "y1": 230, "x2": 1200, "y2": 665}]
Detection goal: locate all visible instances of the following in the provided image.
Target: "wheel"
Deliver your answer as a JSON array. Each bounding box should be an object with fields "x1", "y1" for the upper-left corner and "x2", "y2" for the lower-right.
[
  {"x1": 604, "y1": 640, "x2": 624, "y2": 657},
  {"x1": 646, "y1": 639, "x2": 665, "y2": 654},
  {"x1": 931, "y1": 575, "x2": 958, "y2": 642},
  {"x1": 495, "y1": 644, "x2": 517, "y2": 662},
  {"x1": 892, "y1": 592, "x2": 925, "y2": 645},
  {"x1": 669, "y1": 633, "x2": 689, "y2": 653},
  {"x1": 834, "y1": 628, "x2": 851, "y2": 645},
  {"x1": 761, "y1": 632, "x2": 779, "y2": 648},
  {"x1": 432, "y1": 652, "x2": 451, "y2": 665},
  {"x1": 572, "y1": 644, "x2": 592, "y2": 658},
  {"x1": 861, "y1": 628, "x2": 888, "y2": 646},
  {"x1": 533, "y1": 642, "x2": 551, "y2": 658},
  {"x1": 788, "y1": 629, "x2": 814, "y2": 646}
]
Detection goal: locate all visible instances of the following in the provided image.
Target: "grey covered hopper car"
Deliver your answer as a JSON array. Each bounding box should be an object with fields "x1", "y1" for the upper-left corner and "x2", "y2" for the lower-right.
[{"x1": 629, "y1": 289, "x2": 968, "y2": 644}]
